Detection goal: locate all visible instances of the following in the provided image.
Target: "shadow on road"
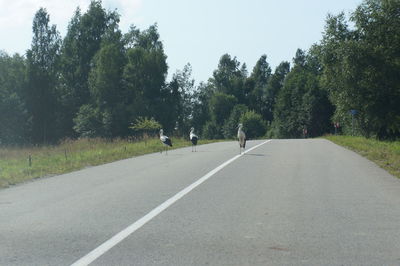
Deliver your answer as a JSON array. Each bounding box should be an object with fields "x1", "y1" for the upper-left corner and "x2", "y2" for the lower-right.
[{"x1": 244, "y1": 153, "x2": 265, "y2": 157}]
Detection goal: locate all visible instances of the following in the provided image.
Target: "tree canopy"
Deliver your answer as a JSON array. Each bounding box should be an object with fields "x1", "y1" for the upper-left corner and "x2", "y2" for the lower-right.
[{"x1": 0, "y1": 0, "x2": 399, "y2": 145}]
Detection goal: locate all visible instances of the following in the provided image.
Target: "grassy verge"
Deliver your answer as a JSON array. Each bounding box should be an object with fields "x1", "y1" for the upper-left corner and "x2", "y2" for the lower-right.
[
  {"x1": 324, "y1": 135, "x2": 400, "y2": 179},
  {"x1": 0, "y1": 137, "x2": 218, "y2": 189}
]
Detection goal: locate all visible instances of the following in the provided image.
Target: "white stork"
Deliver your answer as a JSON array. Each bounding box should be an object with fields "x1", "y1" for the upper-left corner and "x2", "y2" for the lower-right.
[
  {"x1": 159, "y1": 129, "x2": 172, "y2": 154},
  {"x1": 189, "y1": 127, "x2": 198, "y2": 152},
  {"x1": 237, "y1": 123, "x2": 246, "y2": 154}
]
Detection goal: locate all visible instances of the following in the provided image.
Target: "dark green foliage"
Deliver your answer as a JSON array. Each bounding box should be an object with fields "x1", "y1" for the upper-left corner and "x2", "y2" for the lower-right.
[
  {"x1": 58, "y1": 3, "x2": 120, "y2": 138},
  {"x1": 223, "y1": 104, "x2": 248, "y2": 139},
  {"x1": 89, "y1": 43, "x2": 124, "y2": 109},
  {"x1": 72, "y1": 104, "x2": 123, "y2": 139},
  {"x1": 209, "y1": 92, "x2": 237, "y2": 125},
  {"x1": 26, "y1": 8, "x2": 61, "y2": 143},
  {"x1": 1, "y1": 0, "x2": 399, "y2": 145},
  {"x1": 302, "y1": 86, "x2": 335, "y2": 137},
  {"x1": 88, "y1": 40, "x2": 126, "y2": 137},
  {"x1": 202, "y1": 121, "x2": 222, "y2": 139},
  {"x1": 240, "y1": 111, "x2": 267, "y2": 139},
  {"x1": 264, "y1": 61, "x2": 290, "y2": 123},
  {"x1": 191, "y1": 82, "x2": 213, "y2": 135},
  {"x1": 73, "y1": 104, "x2": 103, "y2": 138},
  {"x1": 122, "y1": 24, "x2": 168, "y2": 129},
  {"x1": 168, "y1": 64, "x2": 195, "y2": 136},
  {"x1": 0, "y1": 52, "x2": 30, "y2": 144},
  {"x1": 273, "y1": 51, "x2": 310, "y2": 138},
  {"x1": 272, "y1": 48, "x2": 334, "y2": 138},
  {"x1": 211, "y1": 54, "x2": 247, "y2": 102},
  {"x1": 246, "y1": 55, "x2": 272, "y2": 117},
  {"x1": 321, "y1": 0, "x2": 400, "y2": 139}
]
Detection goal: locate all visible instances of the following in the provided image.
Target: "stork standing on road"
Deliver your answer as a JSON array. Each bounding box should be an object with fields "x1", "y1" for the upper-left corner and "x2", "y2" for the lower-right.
[
  {"x1": 189, "y1": 127, "x2": 198, "y2": 152},
  {"x1": 237, "y1": 123, "x2": 246, "y2": 154},
  {"x1": 159, "y1": 129, "x2": 172, "y2": 154}
]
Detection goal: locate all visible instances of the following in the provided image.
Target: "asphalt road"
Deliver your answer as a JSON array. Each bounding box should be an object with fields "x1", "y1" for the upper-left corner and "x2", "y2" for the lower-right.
[{"x1": 1, "y1": 139, "x2": 400, "y2": 265}]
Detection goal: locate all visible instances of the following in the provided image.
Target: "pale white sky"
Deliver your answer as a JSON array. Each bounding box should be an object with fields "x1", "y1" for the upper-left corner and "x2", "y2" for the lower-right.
[{"x1": 0, "y1": 0, "x2": 362, "y2": 83}]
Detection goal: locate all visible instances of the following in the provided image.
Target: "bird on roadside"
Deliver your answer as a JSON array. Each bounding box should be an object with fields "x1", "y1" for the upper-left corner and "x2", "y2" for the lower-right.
[
  {"x1": 189, "y1": 127, "x2": 198, "y2": 152},
  {"x1": 159, "y1": 129, "x2": 172, "y2": 154},
  {"x1": 237, "y1": 123, "x2": 246, "y2": 154}
]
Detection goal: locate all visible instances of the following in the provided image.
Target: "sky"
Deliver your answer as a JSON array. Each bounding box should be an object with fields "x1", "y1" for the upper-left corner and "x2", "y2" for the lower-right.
[{"x1": 0, "y1": 0, "x2": 363, "y2": 83}]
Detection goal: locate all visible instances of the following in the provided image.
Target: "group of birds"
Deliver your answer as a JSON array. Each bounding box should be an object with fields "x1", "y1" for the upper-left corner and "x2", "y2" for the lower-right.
[{"x1": 159, "y1": 124, "x2": 246, "y2": 155}]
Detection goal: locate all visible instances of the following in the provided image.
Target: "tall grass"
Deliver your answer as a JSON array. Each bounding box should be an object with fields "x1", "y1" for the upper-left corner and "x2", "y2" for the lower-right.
[
  {"x1": 325, "y1": 135, "x2": 400, "y2": 179},
  {"x1": 0, "y1": 137, "x2": 216, "y2": 188}
]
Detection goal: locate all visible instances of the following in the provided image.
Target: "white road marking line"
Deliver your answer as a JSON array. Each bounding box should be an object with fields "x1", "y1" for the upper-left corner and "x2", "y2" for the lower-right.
[{"x1": 71, "y1": 140, "x2": 272, "y2": 266}]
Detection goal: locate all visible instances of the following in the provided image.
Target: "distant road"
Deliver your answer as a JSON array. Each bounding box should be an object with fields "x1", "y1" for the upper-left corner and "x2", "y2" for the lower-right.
[{"x1": 1, "y1": 139, "x2": 400, "y2": 265}]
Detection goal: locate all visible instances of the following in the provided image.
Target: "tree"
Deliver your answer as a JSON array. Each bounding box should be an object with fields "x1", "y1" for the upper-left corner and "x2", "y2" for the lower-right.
[
  {"x1": 246, "y1": 55, "x2": 272, "y2": 117},
  {"x1": 88, "y1": 25, "x2": 126, "y2": 137},
  {"x1": 57, "y1": 8, "x2": 82, "y2": 138},
  {"x1": 264, "y1": 61, "x2": 290, "y2": 123},
  {"x1": 211, "y1": 54, "x2": 246, "y2": 102},
  {"x1": 0, "y1": 52, "x2": 29, "y2": 144},
  {"x1": 58, "y1": 2, "x2": 120, "y2": 138},
  {"x1": 202, "y1": 121, "x2": 222, "y2": 139},
  {"x1": 90, "y1": 45, "x2": 124, "y2": 110},
  {"x1": 321, "y1": 0, "x2": 400, "y2": 139},
  {"x1": 303, "y1": 45, "x2": 334, "y2": 137},
  {"x1": 222, "y1": 104, "x2": 248, "y2": 139},
  {"x1": 123, "y1": 24, "x2": 168, "y2": 127},
  {"x1": 26, "y1": 8, "x2": 61, "y2": 143},
  {"x1": 191, "y1": 82, "x2": 213, "y2": 134},
  {"x1": 209, "y1": 92, "x2": 237, "y2": 125},
  {"x1": 273, "y1": 48, "x2": 333, "y2": 138},
  {"x1": 240, "y1": 110, "x2": 267, "y2": 139},
  {"x1": 73, "y1": 104, "x2": 103, "y2": 138},
  {"x1": 168, "y1": 64, "x2": 196, "y2": 136}
]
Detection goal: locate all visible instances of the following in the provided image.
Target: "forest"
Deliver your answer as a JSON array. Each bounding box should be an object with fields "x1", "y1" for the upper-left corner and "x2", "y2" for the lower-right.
[{"x1": 0, "y1": 0, "x2": 399, "y2": 145}]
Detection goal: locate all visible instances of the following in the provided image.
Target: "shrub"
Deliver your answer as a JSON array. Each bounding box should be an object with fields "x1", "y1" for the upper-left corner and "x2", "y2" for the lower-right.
[
  {"x1": 73, "y1": 105, "x2": 103, "y2": 138},
  {"x1": 222, "y1": 104, "x2": 248, "y2": 139},
  {"x1": 202, "y1": 121, "x2": 222, "y2": 139},
  {"x1": 240, "y1": 111, "x2": 267, "y2": 139},
  {"x1": 129, "y1": 117, "x2": 161, "y2": 142}
]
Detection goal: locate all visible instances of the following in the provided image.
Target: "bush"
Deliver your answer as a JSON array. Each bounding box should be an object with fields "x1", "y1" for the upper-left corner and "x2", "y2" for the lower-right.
[
  {"x1": 202, "y1": 121, "x2": 222, "y2": 139},
  {"x1": 222, "y1": 104, "x2": 248, "y2": 139},
  {"x1": 73, "y1": 104, "x2": 103, "y2": 138},
  {"x1": 129, "y1": 117, "x2": 162, "y2": 140},
  {"x1": 240, "y1": 111, "x2": 267, "y2": 139},
  {"x1": 266, "y1": 121, "x2": 279, "y2": 139}
]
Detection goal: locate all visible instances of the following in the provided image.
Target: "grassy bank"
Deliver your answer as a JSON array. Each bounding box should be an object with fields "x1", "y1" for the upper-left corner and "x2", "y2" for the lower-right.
[
  {"x1": 324, "y1": 135, "x2": 400, "y2": 179},
  {"x1": 0, "y1": 137, "x2": 217, "y2": 188}
]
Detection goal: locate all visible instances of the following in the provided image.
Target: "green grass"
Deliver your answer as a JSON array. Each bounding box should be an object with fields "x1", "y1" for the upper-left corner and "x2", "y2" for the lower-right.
[
  {"x1": 324, "y1": 135, "x2": 400, "y2": 179},
  {"x1": 0, "y1": 137, "x2": 218, "y2": 188}
]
